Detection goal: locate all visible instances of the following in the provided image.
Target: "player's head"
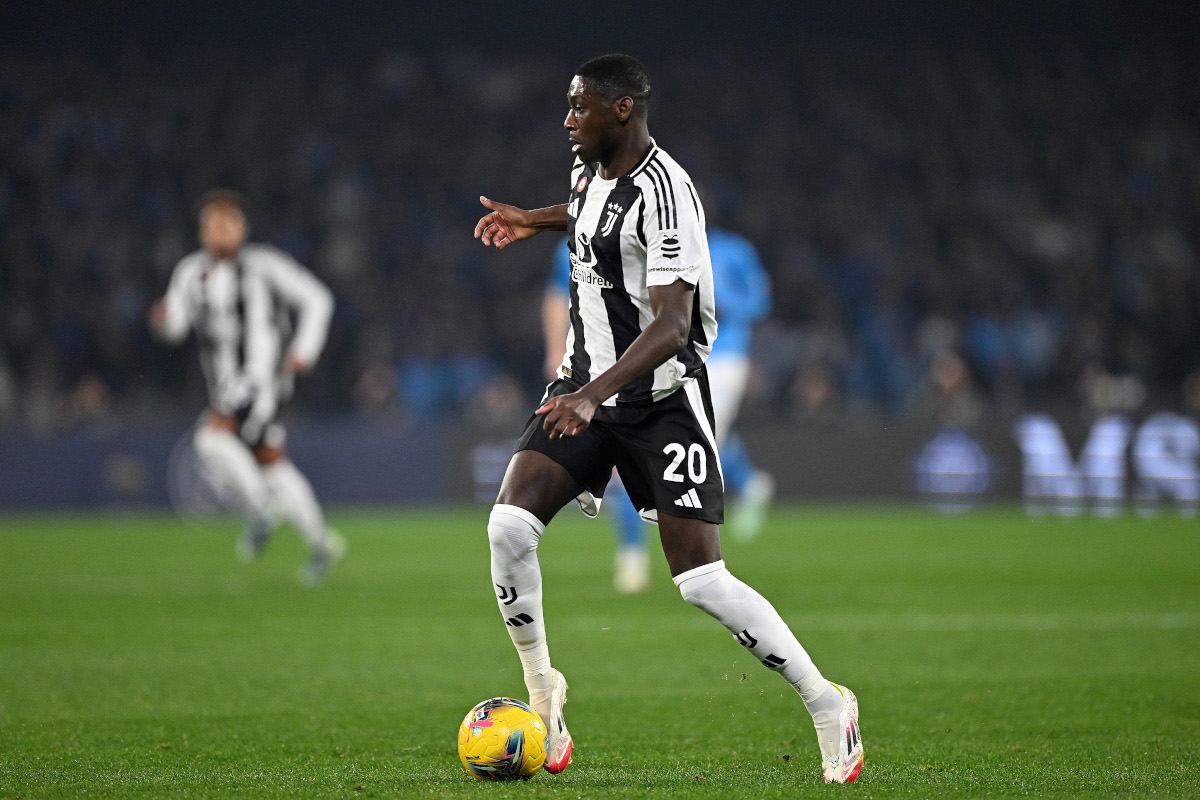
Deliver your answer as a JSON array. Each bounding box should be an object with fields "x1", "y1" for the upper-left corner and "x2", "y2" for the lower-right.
[
  {"x1": 566, "y1": 54, "x2": 651, "y2": 163},
  {"x1": 574, "y1": 54, "x2": 651, "y2": 115},
  {"x1": 195, "y1": 188, "x2": 248, "y2": 258}
]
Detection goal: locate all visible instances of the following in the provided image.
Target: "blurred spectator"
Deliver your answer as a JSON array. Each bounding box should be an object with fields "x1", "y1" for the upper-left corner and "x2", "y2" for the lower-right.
[
  {"x1": 1, "y1": 42, "x2": 1198, "y2": 426},
  {"x1": 915, "y1": 351, "x2": 986, "y2": 430},
  {"x1": 790, "y1": 363, "x2": 842, "y2": 423}
]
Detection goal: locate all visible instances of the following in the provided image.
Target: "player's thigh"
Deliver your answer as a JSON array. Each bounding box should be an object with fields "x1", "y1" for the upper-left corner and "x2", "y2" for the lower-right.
[
  {"x1": 497, "y1": 450, "x2": 589, "y2": 526},
  {"x1": 505, "y1": 379, "x2": 618, "y2": 524},
  {"x1": 657, "y1": 512, "x2": 722, "y2": 577},
  {"x1": 610, "y1": 385, "x2": 725, "y2": 527},
  {"x1": 202, "y1": 410, "x2": 239, "y2": 434}
]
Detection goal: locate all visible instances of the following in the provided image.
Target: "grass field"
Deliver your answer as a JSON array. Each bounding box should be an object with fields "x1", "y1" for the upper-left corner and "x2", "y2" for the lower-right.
[{"x1": 1, "y1": 505, "x2": 1198, "y2": 799}]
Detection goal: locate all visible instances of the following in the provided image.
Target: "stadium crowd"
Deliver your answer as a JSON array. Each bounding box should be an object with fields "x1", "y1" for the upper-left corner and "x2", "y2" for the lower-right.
[{"x1": 1, "y1": 43, "x2": 1197, "y2": 430}]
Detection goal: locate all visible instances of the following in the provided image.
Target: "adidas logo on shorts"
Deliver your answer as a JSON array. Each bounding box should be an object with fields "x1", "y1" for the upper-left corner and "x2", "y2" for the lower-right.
[{"x1": 674, "y1": 488, "x2": 702, "y2": 508}]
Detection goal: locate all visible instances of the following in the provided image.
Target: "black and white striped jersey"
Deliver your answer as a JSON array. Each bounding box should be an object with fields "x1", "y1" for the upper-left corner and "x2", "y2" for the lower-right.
[
  {"x1": 559, "y1": 139, "x2": 718, "y2": 405},
  {"x1": 159, "y1": 244, "x2": 334, "y2": 425}
]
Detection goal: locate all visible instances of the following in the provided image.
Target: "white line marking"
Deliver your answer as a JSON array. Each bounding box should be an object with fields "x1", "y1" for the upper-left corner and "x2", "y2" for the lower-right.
[{"x1": 563, "y1": 611, "x2": 1200, "y2": 633}]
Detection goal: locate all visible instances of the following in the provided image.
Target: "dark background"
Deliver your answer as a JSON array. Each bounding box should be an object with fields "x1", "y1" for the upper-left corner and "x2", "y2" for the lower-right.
[
  {"x1": 1, "y1": 0, "x2": 1198, "y2": 505},
  {"x1": 5, "y1": 1, "x2": 1198, "y2": 57}
]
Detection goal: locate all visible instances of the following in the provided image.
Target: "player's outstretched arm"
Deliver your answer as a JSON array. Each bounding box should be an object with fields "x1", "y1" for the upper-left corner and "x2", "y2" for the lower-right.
[
  {"x1": 147, "y1": 300, "x2": 168, "y2": 334},
  {"x1": 474, "y1": 197, "x2": 569, "y2": 250}
]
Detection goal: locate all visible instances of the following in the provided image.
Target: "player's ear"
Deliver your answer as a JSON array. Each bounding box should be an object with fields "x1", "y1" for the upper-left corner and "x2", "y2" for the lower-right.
[{"x1": 614, "y1": 95, "x2": 634, "y2": 124}]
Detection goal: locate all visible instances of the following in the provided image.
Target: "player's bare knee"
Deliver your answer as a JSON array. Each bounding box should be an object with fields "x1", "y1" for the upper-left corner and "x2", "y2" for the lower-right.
[
  {"x1": 659, "y1": 515, "x2": 723, "y2": 577},
  {"x1": 253, "y1": 442, "x2": 285, "y2": 465}
]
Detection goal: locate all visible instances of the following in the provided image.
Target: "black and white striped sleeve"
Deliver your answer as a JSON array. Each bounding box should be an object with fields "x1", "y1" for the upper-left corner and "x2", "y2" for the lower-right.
[
  {"x1": 158, "y1": 253, "x2": 203, "y2": 343},
  {"x1": 258, "y1": 247, "x2": 334, "y2": 366},
  {"x1": 638, "y1": 160, "x2": 707, "y2": 288}
]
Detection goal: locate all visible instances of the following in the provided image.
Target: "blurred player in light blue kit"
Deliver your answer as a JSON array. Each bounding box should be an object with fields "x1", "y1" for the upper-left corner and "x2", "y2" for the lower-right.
[
  {"x1": 702, "y1": 220, "x2": 776, "y2": 540},
  {"x1": 545, "y1": 225, "x2": 774, "y2": 591}
]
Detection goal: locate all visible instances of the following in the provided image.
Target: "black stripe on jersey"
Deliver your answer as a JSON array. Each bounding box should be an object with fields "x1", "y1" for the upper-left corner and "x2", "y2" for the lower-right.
[
  {"x1": 272, "y1": 287, "x2": 291, "y2": 375},
  {"x1": 234, "y1": 257, "x2": 247, "y2": 371},
  {"x1": 566, "y1": 165, "x2": 596, "y2": 384},
  {"x1": 688, "y1": 283, "x2": 709, "y2": 348},
  {"x1": 197, "y1": 256, "x2": 213, "y2": 345},
  {"x1": 603, "y1": 273, "x2": 654, "y2": 404},
  {"x1": 602, "y1": 283, "x2": 652, "y2": 403},
  {"x1": 676, "y1": 285, "x2": 709, "y2": 379},
  {"x1": 647, "y1": 160, "x2": 677, "y2": 229},
  {"x1": 685, "y1": 182, "x2": 701, "y2": 220},
  {"x1": 195, "y1": 256, "x2": 218, "y2": 401},
  {"x1": 695, "y1": 366, "x2": 718, "y2": 433},
  {"x1": 568, "y1": 272, "x2": 592, "y2": 384},
  {"x1": 594, "y1": 179, "x2": 653, "y2": 403},
  {"x1": 643, "y1": 163, "x2": 666, "y2": 230},
  {"x1": 636, "y1": 197, "x2": 648, "y2": 247},
  {"x1": 628, "y1": 143, "x2": 658, "y2": 177}
]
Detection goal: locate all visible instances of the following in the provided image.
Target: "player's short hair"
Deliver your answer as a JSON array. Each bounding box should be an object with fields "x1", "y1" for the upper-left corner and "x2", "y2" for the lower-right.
[
  {"x1": 575, "y1": 54, "x2": 651, "y2": 115},
  {"x1": 193, "y1": 188, "x2": 247, "y2": 220}
]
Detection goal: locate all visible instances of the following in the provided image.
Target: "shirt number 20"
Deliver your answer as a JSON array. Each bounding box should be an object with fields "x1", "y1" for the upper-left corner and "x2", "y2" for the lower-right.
[{"x1": 663, "y1": 442, "x2": 707, "y2": 484}]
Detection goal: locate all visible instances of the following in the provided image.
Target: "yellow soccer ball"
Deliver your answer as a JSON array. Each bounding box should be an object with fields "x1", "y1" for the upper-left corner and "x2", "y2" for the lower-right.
[{"x1": 457, "y1": 697, "x2": 547, "y2": 780}]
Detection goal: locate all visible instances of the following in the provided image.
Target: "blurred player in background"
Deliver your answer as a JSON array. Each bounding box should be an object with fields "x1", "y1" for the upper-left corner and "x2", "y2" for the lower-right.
[
  {"x1": 545, "y1": 237, "x2": 651, "y2": 593},
  {"x1": 149, "y1": 189, "x2": 344, "y2": 586},
  {"x1": 475, "y1": 54, "x2": 862, "y2": 783},
  {"x1": 697, "y1": 199, "x2": 775, "y2": 540}
]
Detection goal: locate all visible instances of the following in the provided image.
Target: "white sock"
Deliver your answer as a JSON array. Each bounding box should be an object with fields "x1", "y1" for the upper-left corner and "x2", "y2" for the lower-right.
[
  {"x1": 193, "y1": 426, "x2": 273, "y2": 530},
  {"x1": 262, "y1": 460, "x2": 331, "y2": 552},
  {"x1": 674, "y1": 560, "x2": 843, "y2": 726},
  {"x1": 488, "y1": 504, "x2": 554, "y2": 721}
]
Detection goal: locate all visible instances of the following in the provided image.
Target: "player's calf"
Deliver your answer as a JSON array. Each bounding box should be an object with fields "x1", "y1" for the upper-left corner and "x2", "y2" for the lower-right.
[{"x1": 673, "y1": 559, "x2": 858, "y2": 781}]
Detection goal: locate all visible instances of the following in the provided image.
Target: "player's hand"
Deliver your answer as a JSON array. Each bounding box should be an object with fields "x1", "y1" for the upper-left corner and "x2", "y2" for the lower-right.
[
  {"x1": 147, "y1": 300, "x2": 167, "y2": 332},
  {"x1": 474, "y1": 196, "x2": 538, "y2": 250},
  {"x1": 283, "y1": 352, "x2": 312, "y2": 375},
  {"x1": 536, "y1": 390, "x2": 598, "y2": 440}
]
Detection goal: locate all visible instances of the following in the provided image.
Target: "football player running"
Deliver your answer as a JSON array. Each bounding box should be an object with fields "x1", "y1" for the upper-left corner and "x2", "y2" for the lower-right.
[
  {"x1": 474, "y1": 55, "x2": 862, "y2": 783},
  {"x1": 150, "y1": 190, "x2": 344, "y2": 585}
]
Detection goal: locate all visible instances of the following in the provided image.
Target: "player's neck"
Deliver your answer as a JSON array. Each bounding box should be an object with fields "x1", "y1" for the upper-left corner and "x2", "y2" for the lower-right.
[
  {"x1": 597, "y1": 128, "x2": 652, "y2": 180},
  {"x1": 207, "y1": 245, "x2": 242, "y2": 261}
]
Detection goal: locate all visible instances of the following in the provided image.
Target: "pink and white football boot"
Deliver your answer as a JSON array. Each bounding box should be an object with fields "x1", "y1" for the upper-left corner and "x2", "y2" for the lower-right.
[
  {"x1": 542, "y1": 668, "x2": 573, "y2": 774},
  {"x1": 821, "y1": 683, "x2": 863, "y2": 784}
]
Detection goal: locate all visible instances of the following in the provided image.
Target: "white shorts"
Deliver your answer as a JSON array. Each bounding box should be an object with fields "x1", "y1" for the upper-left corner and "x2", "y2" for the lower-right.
[{"x1": 704, "y1": 356, "x2": 750, "y2": 443}]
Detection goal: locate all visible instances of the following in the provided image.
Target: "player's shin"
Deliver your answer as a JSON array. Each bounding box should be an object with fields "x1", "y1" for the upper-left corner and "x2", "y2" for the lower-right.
[
  {"x1": 488, "y1": 504, "x2": 554, "y2": 721},
  {"x1": 262, "y1": 460, "x2": 332, "y2": 550},
  {"x1": 673, "y1": 560, "x2": 842, "y2": 725}
]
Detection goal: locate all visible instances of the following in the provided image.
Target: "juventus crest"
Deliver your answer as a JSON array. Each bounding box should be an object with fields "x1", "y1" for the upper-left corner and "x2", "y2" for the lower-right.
[{"x1": 600, "y1": 202, "x2": 624, "y2": 236}]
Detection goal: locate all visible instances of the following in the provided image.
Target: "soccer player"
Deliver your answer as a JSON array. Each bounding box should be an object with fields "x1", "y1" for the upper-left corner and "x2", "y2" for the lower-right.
[
  {"x1": 149, "y1": 189, "x2": 345, "y2": 586},
  {"x1": 702, "y1": 214, "x2": 775, "y2": 540},
  {"x1": 474, "y1": 55, "x2": 863, "y2": 783},
  {"x1": 545, "y1": 237, "x2": 652, "y2": 593}
]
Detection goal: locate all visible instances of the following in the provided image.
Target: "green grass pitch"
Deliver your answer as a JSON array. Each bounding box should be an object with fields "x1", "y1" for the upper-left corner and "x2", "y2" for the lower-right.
[{"x1": 1, "y1": 505, "x2": 1198, "y2": 798}]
